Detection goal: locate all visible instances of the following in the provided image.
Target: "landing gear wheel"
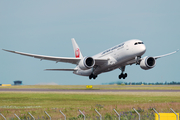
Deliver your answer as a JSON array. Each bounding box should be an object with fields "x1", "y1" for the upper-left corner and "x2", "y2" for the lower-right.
[
  {"x1": 124, "y1": 73, "x2": 127, "y2": 77},
  {"x1": 118, "y1": 73, "x2": 127, "y2": 79},
  {"x1": 118, "y1": 75, "x2": 121, "y2": 79},
  {"x1": 89, "y1": 74, "x2": 98, "y2": 80},
  {"x1": 118, "y1": 73, "x2": 123, "y2": 79},
  {"x1": 93, "y1": 75, "x2": 97, "y2": 79},
  {"x1": 89, "y1": 74, "x2": 93, "y2": 79}
]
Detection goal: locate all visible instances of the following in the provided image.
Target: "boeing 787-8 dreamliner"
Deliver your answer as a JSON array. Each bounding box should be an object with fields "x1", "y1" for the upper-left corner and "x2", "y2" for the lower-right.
[{"x1": 3, "y1": 38, "x2": 178, "y2": 79}]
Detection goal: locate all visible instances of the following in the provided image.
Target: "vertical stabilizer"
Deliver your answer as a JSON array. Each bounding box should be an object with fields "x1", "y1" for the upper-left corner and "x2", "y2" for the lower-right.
[{"x1": 71, "y1": 38, "x2": 83, "y2": 59}]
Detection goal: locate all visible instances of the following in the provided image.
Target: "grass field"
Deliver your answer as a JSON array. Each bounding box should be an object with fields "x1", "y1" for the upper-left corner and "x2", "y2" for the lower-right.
[{"x1": 0, "y1": 85, "x2": 180, "y2": 120}]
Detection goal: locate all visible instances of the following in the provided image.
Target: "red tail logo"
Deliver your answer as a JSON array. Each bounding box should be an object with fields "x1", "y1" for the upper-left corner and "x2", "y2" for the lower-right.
[{"x1": 75, "y1": 48, "x2": 80, "y2": 58}]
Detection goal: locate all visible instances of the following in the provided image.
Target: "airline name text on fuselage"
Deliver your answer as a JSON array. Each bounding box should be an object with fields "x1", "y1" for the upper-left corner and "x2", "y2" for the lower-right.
[{"x1": 102, "y1": 43, "x2": 124, "y2": 55}]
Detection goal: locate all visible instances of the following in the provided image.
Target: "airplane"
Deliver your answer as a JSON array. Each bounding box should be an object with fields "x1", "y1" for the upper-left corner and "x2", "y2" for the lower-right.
[{"x1": 2, "y1": 38, "x2": 179, "y2": 80}]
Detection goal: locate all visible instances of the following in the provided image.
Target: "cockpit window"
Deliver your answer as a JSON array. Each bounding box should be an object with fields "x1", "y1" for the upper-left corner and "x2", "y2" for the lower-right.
[{"x1": 134, "y1": 42, "x2": 144, "y2": 45}]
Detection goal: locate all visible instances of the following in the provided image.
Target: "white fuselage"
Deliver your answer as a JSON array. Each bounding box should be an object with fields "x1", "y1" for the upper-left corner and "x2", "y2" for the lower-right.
[{"x1": 74, "y1": 39, "x2": 146, "y2": 76}]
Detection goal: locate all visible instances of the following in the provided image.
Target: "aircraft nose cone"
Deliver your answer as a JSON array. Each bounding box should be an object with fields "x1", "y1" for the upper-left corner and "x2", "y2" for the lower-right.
[{"x1": 140, "y1": 44, "x2": 146, "y2": 54}]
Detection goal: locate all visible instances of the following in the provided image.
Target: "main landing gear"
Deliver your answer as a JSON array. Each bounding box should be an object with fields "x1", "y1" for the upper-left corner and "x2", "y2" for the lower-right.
[
  {"x1": 89, "y1": 67, "x2": 98, "y2": 80},
  {"x1": 119, "y1": 73, "x2": 127, "y2": 79},
  {"x1": 118, "y1": 66, "x2": 128, "y2": 79},
  {"x1": 89, "y1": 73, "x2": 98, "y2": 79}
]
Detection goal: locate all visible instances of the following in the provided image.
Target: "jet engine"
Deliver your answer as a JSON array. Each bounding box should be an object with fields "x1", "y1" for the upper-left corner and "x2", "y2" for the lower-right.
[
  {"x1": 78, "y1": 57, "x2": 95, "y2": 70},
  {"x1": 140, "y1": 56, "x2": 156, "y2": 70}
]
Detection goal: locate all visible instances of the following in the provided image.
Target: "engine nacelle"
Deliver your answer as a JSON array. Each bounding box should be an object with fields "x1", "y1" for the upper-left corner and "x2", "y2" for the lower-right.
[
  {"x1": 78, "y1": 57, "x2": 95, "y2": 70},
  {"x1": 140, "y1": 56, "x2": 156, "y2": 70}
]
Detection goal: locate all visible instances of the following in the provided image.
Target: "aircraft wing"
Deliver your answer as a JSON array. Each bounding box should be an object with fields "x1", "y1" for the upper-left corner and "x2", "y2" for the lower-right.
[
  {"x1": 2, "y1": 49, "x2": 81, "y2": 64},
  {"x1": 154, "y1": 49, "x2": 179, "y2": 59},
  {"x1": 126, "y1": 49, "x2": 179, "y2": 65},
  {"x1": 45, "y1": 68, "x2": 77, "y2": 71}
]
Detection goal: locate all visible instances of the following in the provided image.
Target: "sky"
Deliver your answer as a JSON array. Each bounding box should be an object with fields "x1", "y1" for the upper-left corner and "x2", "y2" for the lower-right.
[{"x1": 0, "y1": 0, "x2": 180, "y2": 85}]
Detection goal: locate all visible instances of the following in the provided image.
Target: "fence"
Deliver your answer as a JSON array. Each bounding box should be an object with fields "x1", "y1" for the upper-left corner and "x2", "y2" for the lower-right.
[{"x1": 0, "y1": 108, "x2": 179, "y2": 120}]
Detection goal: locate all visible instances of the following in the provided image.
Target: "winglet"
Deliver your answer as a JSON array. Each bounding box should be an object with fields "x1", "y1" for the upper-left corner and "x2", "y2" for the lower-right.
[
  {"x1": 2, "y1": 49, "x2": 15, "y2": 53},
  {"x1": 71, "y1": 38, "x2": 83, "y2": 59}
]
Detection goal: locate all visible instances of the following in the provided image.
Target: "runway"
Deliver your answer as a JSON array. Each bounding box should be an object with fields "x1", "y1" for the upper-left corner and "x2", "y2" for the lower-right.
[{"x1": 0, "y1": 88, "x2": 180, "y2": 92}]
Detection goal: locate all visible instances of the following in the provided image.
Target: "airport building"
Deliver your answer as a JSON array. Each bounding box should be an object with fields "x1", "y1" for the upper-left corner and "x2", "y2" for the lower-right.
[
  {"x1": 0, "y1": 81, "x2": 22, "y2": 86},
  {"x1": 14, "y1": 81, "x2": 22, "y2": 85}
]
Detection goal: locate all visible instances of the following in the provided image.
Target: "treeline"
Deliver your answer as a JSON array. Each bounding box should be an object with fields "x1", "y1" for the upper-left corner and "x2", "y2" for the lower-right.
[{"x1": 105, "y1": 81, "x2": 180, "y2": 85}]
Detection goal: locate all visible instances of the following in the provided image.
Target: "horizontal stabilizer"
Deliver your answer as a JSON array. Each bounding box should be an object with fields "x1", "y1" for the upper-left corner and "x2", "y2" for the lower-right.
[{"x1": 45, "y1": 68, "x2": 77, "y2": 71}]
